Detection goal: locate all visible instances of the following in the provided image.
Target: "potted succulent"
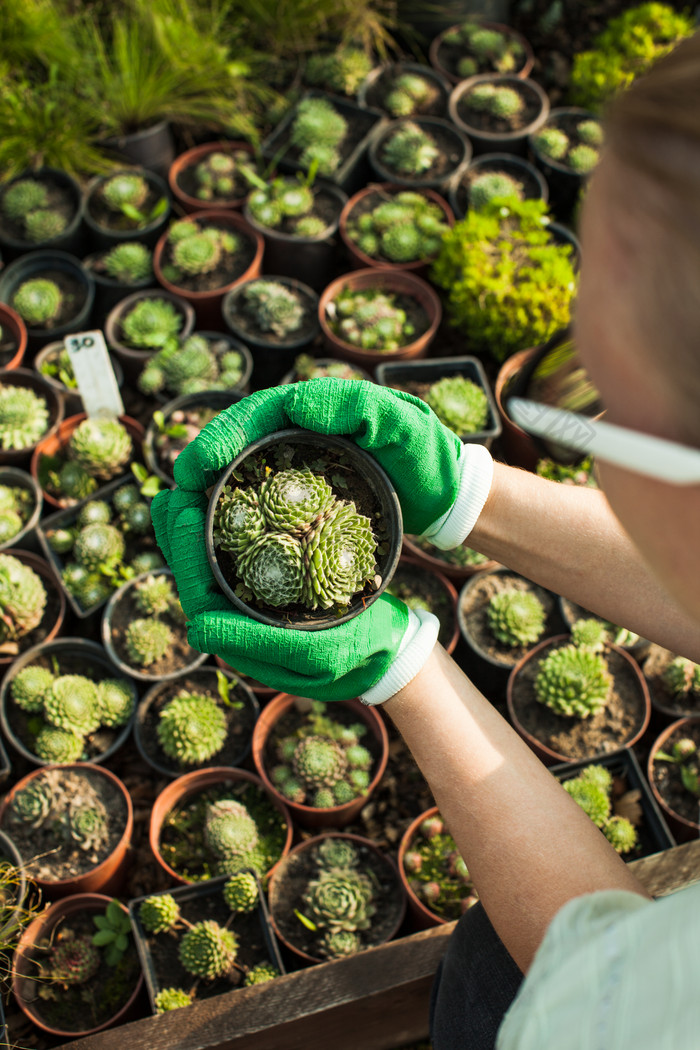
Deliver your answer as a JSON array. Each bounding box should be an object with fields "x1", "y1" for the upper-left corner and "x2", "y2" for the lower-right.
[
  {"x1": 507, "y1": 632, "x2": 651, "y2": 765},
  {"x1": 368, "y1": 117, "x2": 471, "y2": 192},
  {"x1": 537, "y1": 456, "x2": 597, "y2": 488},
  {"x1": 168, "y1": 141, "x2": 258, "y2": 214},
  {"x1": 648, "y1": 718, "x2": 700, "y2": 842},
  {"x1": 143, "y1": 392, "x2": 243, "y2": 485},
  {"x1": 448, "y1": 152, "x2": 548, "y2": 219},
  {"x1": 0, "y1": 765, "x2": 133, "y2": 898},
  {"x1": 12, "y1": 893, "x2": 143, "y2": 1037},
  {"x1": 102, "y1": 569, "x2": 208, "y2": 683},
  {"x1": 0, "y1": 368, "x2": 64, "y2": 469},
  {"x1": 339, "y1": 183, "x2": 453, "y2": 273},
  {"x1": 279, "y1": 354, "x2": 373, "y2": 385},
  {"x1": 0, "y1": 549, "x2": 66, "y2": 670},
  {"x1": 267, "y1": 832, "x2": 406, "y2": 963},
  {"x1": 0, "y1": 635, "x2": 137, "y2": 766},
  {"x1": 83, "y1": 241, "x2": 155, "y2": 322},
  {"x1": 34, "y1": 340, "x2": 125, "y2": 417},
  {"x1": 222, "y1": 276, "x2": 321, "y2": 389},
  {"x1": 242, "y1": 172, "x2": 348, "y2": 290},
  {"x1": 398, "y1": 807, "x2": 478, "y2": 929},
  {"x1": 429, "y1": 20, "x2": 533, "y2": 84},
  {"x1": 0, "y1": 467, "x2": 42, "y2": 551},
  {"x1": 137, "y1": 331, "x2": 252, "y2": 403},
  {"x1": 83, "y1": 169, "x2": 170, "y2": 251},
  {"x1": 448, "y1": 74, "x2": 550, "y2": 155},
  {"x1": 402, "y1": 534, "x2": 500, "y2": 582},
  {"x1": 0, "y1": 250, "x2": 95, "y2": 353},
  {"x1": 104, "y1": 288, "x2": 195, "y2": 380},
  {"x1": 0, "y1": 302, "x2": 27, "y2": 370},
  {"x1": 375, "y1": 356, "x2": 501, "y2": 447},
  {"x1": 0, "y1": 168, "x2": 85, "y2": 260},
  {"x1": 319, "y1": 268, "x2": 441, "y2": 369},
  {"x1": 387, "y1": 556, "x2": 460, "y2": 655},
  {"x1": 358, "y1": 63, "x2": 450, "y2": 119},
  {"x1": 252, "y1": 694, "x2": 389, "y2": 829},
  {"x1": 529, "y1": 109, "x2": 603, "y2": 219},
  {"x1": 559, "y1": 601, "x2": 649, "y2": 662},
  {"x1": 149, "y1": 766, "x2": 293, "y2": 886},
  {"x1": 303, "y1": 48, "x2": 374, "y2": 98},
  {"x1": 153, "y1": 212, "x2": 264, "y2": 328},
  {"x1": 642, "y1": 648, "x2": 700, "y2": 722},
  {"x1": 205, "y1": 427, "x2": 402, "y2": 630},
  {"x1": 134, "y1": 666, "x2": 260, "y2": 778},
  {"x1": 130, "y1": 874, "x2": 284, "y2": 1014}
]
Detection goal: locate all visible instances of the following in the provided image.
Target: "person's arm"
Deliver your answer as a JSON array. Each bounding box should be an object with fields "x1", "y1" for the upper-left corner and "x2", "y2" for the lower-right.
[
  {"x1": 383, "y1": 643, "x2": 651, "y2": 974},
  {"x1": 469, "y1": 463, "x2": 700, "y2": 660}
]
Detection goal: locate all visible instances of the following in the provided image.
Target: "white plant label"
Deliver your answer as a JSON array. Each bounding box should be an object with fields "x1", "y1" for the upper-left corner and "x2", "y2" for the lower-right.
[{"x1": 64, "y1": 330, "x2": 124, "y2": 419}]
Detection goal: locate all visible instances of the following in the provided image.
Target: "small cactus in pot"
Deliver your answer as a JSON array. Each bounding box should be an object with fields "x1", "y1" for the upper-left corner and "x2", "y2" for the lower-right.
[
  {"x1": 487, "y1": 589, "x2": 546, "y2": 649},
  {"x1": 401, "y1": 809, "x2": 478, "y2": 921},
  {"x1": 346, "y1": 189, "x2": 450, "y2": 265},
  {"x1": 562, "y1": 764, "x2": 638, "y2": 855},
  {"x1": 304, "y1": 48, "x2": 372, "y2": 97},
  {"x1": 289, "y1": 97, "x2": 349, "y2": 177},
  {"x1": 1, "y1": 177, "x2": 67, "y2": 243},
  {"x1": 326, "y1": 287, "x2": 416, "y2": 352},
  {"x1": 0, "y1": 383, "x2": 50, "y2": 451},
  {"x1": 237, "y1": 280, "x2": 307, "y2": 339},
  {"x1": 424, "y1": 374, "x2": 489, "y2": 435},
  {"x1": 159, "y1": 218, "x2": 243, "y2": 288},
  {"x1": 440, "y1": 21, "x2": 525, "y2": 77},
  {"x1": 245, "y1": 173, "x2": 331, "y2": 239},
  {"x1": 101, "y1": 242, "x2": 153, "y2": 284},
  {"x1": 192, "y1": 149, "x2": 251, "y2": 203},
  {"x1": 12, "y1": 279, "x2": 63, "y2": 328},
  {"x1": 0, "y1": 552, "x2": 47, "y2": 648},
  {"x1": 380, "y1": 122, "x2": 439, "y2": 177},
  {"x1": 534, "y1": 643, "x2": 612, "y2": 719},
  {"x1": 120, "y1": 296, "x2": 184, "y2": 350}
]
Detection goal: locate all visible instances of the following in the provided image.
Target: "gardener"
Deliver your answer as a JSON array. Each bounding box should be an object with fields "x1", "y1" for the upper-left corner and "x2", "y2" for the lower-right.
[{"x1": 152, "y1": 34, "x2": 700, "y2": 1050}]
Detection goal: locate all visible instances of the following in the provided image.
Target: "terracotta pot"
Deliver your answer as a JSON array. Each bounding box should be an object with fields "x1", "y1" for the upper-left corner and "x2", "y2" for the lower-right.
[
  {"x1": 30, "y1": 412, "x2": 145, "y2": 510},
  {"x1": 153, "y1": 209, "x2": 264, "y2": 328},
  {"x1": 267, "y1": 832, "x2": 406, "y2": 964},
  {"x1": 429, "y1": 21, "x2": 534, "y2": 85},
  {"x1": 319, "y1": 268, "x2": 441, "y2": 371},
  {"x1": 398, "y1": 806, "x2": 447, "y2": 929},
  {"x1": 252, "y1": 694, "x2": 389, "y2": 829},
  {"x1": 0, "y1": 467, "x2": 42, "y2": 552},
  {"x1": 0, "y1": 303, "x2": 27, "y2": 370},
  {"x1": 169, "y1": 140, "x2": 258, "y2": 214},
  {"x1": 507, "y1": 634, "x2": 652, "y2": 766},
  {"x1": 149, "y1": 766, "x2": 293, "y2": 886},
  {"x1": 339, "y1": 183, "x2": 455, "y2": 274},
  {"x1": 0, "y1": 764, "x2": 133, "y2": 898},
  {"x1": 0, "y1": 549, "x2": 66, "y2": 670},
  {"x1": 647, "y1": 718, "x2": 700, "y2": 843},
  {"x1": 493, "y1": 346, "x2": 540, "y2": 471},
  {"x1": 0, "y1": 368, "x2": 64, "y2": 469},
  {"x1": 12, "y1": 892, "x2": 144, "y2": 1037},
  {"x1": 448, "y1": 75, "x2": 550, "y2": 156},
  {"x1": 104, "y1": 288, "x2": 195, "y2": 381},
  {"x1": 395, "y1": 554, "x2": 460, "y2": 656},
  {"x1": 401, "y1": 534, "x2": 500, "y2": 582}
]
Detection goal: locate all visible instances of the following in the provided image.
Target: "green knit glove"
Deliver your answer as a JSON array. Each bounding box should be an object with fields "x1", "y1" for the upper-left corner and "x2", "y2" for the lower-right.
[{"x1": 172, "y1": 378, "x2": 463, "y2": 535}]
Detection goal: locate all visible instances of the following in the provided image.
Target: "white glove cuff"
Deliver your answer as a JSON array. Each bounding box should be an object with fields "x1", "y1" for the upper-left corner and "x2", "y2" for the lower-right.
[
  {"x1": 360, "y1": 607, "x2": 440, "y2": 706},
  {"x1": 420, "y1": 443, "x2": 493, "y2": 550}
]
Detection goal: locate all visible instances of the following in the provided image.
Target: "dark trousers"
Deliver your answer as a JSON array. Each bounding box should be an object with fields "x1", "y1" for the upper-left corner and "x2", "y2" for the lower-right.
[{"x1": 429, "y1": 902, "x2": 524, "y2": 1050}]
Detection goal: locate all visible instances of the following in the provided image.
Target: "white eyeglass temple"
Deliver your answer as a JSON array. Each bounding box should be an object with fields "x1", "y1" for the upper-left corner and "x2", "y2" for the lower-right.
[{"x1": 508, "y1": 398, "x2": 700, "y2": 485}]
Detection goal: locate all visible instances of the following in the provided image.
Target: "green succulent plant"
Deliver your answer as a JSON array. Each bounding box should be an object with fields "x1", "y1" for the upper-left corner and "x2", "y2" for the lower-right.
[
  {"x1": 57, "y1": 461, "x2": 97, "y2": 500},
  {"x1": 424, "y1": 374, "x2": 489, "y2": 435},
  {"x1": 300, "y1": 501, "x2": 376, "y2": 610},
  {"x1": 487, "y1": 589, "x2": 546, "y2": 648},
  {"x1": 2, "y1": 178, "x2": 49, "y2": 221},
  {"x1": 345, "y1": 744, "x2": 372, "y2": 770},
  {"x1": 102, "y1": 174, "x2": 149, "y2": 212},
  {"x1": 24, "y1": 209, "x2": 68, "y2": 242},
  {"x1": 194, "y1": 150, "x2": 249, "y2": 202},
  {"x1": 73, "y1": 523, "x2": 125, "y2": 572},
  {"x1": 247, "y1": 176, "x2": 320, "y2": 233},
  {"x1": 103, "y1": 242, "x2": 153, "y2": 283},
  {"x1": 320, "y1": 928, "x2": 362, "y2": 958},
  {"x1": 125, "y1": 617, "x2": 174, "y2": 668},
  {"x1": 385, "y1": 73, "x2": 436, "y2": 117},
  {"x1": 578, "y1": 120, "x2": 604, "y2": 147},
  {"x1": 112, "y1": 484, "x2": 140, "y2": 514},
  {"x1": 259, "y1": 468, "x2": 335, "y2": 535},
  {"x1": 240, "y1": 280, "x2": 306, "y2": 338},
  {"x1": 381, "y1": 122, "x2": 439, "y2": 176},
  {"x1": 348, "y1": 191, "x2": 448, "y2": 263},
  {"x1": 445, "y1": 22, "x2": 524, "y2": 74},
  {"x1": 563, "y1": 777, "x2": 611, "y2": 827},
  {"x1": 213, "y1": 487, "x2": 265, "y2": 556},
  {"x1": 317, "y1": 838, "x2": 360, "y2": 869},
  {"x1": 10, "y1": 779, "x2": 52, "y2": 827},
  {"x1": 332, "y1": 288, "x2": 415, "y2": 351},
  {"x1": 535, "y1": 644, "x2": 612, "y2": 718},
  {"x1": 577, "y1": 764, "x2": 614, "y2": 794},
  {"x1": 179, "y1": 920, "x2": 238, "y2": 979},
  {"x1": 468, "y1": 172, "x2": 523, "y2": 211},
  {"x1": 63, "y1": 567, "x2": 112, "y2": 610},
  {"x1": 280, "y1": 777, "x2": 305, "y2": 803},
  {"x1": 293, "y1": 736, "x2": 348, "y2": 789},
  {"x1": 78, "y1": 501, "x2": 112, "y2": 528},
  {"x1": 290, "y1": 97, "x2": 348, "y2": 175},
  {"x1": 223, "y1": 871, "x2": 259, "y2": 913},
  {"x1": 139, "y1": 893, "x2": 181, "y2": 934},
  {"x1": 244, "y1": 962, "x2": 280, "y2": 985},
  {"x1": 303, "y1": 867, "x2": 374, "y2": 931},
  {"x1": 603, "y1": 815, "x2": 638, "y2": 854},
  {"x1": 171, "y1": 228, "x2": 224, "y2": 276},
  {"x1": 131, "y1": 551, "x2": 166, "y2": 575},
  {"x1": 568, "y1": 144, "x2": 599, "y2": 174},
  {"x1": 237, "y1": 532, "x2": 305, "y2": 607},
  {"x1": 10, "y1": 664, "x2": 55, "y2": 712},
  {"x1": 120, "y1": 297, "x2": 183, "y2": 349},
  {"x1": 155, "y1": 987, "x2": 193, "y2": 1012},
  {"x1": 134, "y1": 573, "x2": 175, "y2": 616},
  {"x1": 49, "y1": 936, "x2": 101, "y2": 985},
  {"x1": 12, "y1": 278, "x2": 62, "y2": 326},
  {"x1": 138, "y1": 333, "x2": 220, "y2": 397},
  {"x1": 0, "y1": 484, "x2": 31, "y2": 545},
  {"x1": 0, "y1": 553, "x2": 47, "y2": 645},
  {"x1": 204, "y1": 798, "x2": 259, "y2": 862},
  {"x1": 0, "y1": 383, "x2": 50, "y2": 451},
  {"x1": 97, "y1": 679, "x2": 135, "y2": 728},
  {"x1": 662, "y1": 657, "x2": 700, "y2": 696},
  {"x1": 533, "y1": 126, "x2": 569, "y2": 161},
  {"x1": 570, "y1": 618, "x2": 609, "y2": 652},
  {"x1": 68, "y1": 417, "x2": 132, "y2": 481},
  {"x1": 305, "y1": 48, "x2": 373, "y2": 96},
  {"x1": 157, "y1": 691, "x2": 227, "y2": 765},
  {"x1": 69, "y1": 799, "x2": 109, "y2": 851},
  {"x1": 44, "y1": 674, "x2": 101, "y2": 735},
  {"x1": 34, "y1": 725, "x2": 84, "y2": 763}
]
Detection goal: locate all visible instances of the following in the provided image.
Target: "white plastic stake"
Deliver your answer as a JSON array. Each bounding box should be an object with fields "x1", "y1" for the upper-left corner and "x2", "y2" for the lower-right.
[{"x1": 64, "y1": 330, "x2": 124, "y2": 419}]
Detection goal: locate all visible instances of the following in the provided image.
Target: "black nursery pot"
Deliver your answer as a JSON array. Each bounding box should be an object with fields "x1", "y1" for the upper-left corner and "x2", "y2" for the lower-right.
[
  {"x1": 143, "y1": 388, "x2": 245, "y2": 486},
  {"x1": 449, "y1": 75, "x2": 550, "y2": 156},
  {"x1": 368, "y1": 116, "x2": 471, "y2": 193},
  {"x1": 448, "y1": 152, "x2": 549, "y2": 219},
  {"x1": 83, "y1": 169, "x2": 171, "y2": 252},
  {"x1": 83, "y1": 250, "x2": 156, "y2": 325},
  {"x1": 0, "y1": 250, "x2": 95, "y2": 355},
  {"x1": 375, "y1": 356, "x2": 501, "y2": 449},
  {"x1": 206, "y1": 427, "x2": 403, "y2": 630},
  {"x1": 0, "y1": 168, "x2": 85, "y2": 261},
  {"x1": 358, "y1": 62, "x2": 451, "y2": 120},
  {"x1": 101, "y1": 120, "x2": 176, "y2": 179},
  {"x1": 528, "y1": 107, "x2": 600, "y2": 221}
]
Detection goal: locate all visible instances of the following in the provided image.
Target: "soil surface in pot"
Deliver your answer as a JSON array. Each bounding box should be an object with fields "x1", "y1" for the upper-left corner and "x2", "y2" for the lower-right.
[
  {"x1": 88, "y1": 182, "x2": 163, "y2": 233},
  {"x1": 20, "y1": 908, "x2": 140, "y2": 1032},
  {"x1": 644, "y1": 645, "x2": 700, "y2": 718},
  {"x1": 0, "y1": 326, "x2": 19, "y2": 368},
  {"x1": 144, "y1": 888, "x2": 276, "y2": 1002},
  {"x1": 460, "y1": 570, "x2": 559, "y2": 666},
  {"x1": 227, "y1": 285, "x2": 318, "y2": 347},
  {"x1": 1, "y1": 766, "x2": 127, "y2": 882},
  {"x1": 650, "y1": 721, "x2": 700, "y2": 827},
  {"x1": 139, "y1": 674, "x2": 257, "y2": 774},
  {"x1": 457, "y1": 84, "x2": 541, "y2": 134},
  {"x1": 456, "y1": 164, "x2": 542, "y2": 214},
  {"x1": 14, "y1": 269, "x2": 88, "y2": 330},
  {"x1": 378, "y1": 124, "x2": 463, "y2": 183},
  {"x1": 269, "y1": 837, "x2": 403, "y2": 959},
  {"x1": 158, "y1": 779, "x2": 288, "y2": 882},
  {"x1": 161, "y1": 223, "x2": 257, "y2": 294},
  {"x1": 1, "y1": 177, "x2": 77, "y2": 244},
  {"x1": 0, "y1": 568, "x2": 61, "y2": 662},
  {"x1": 386, "y1": 564, "x2": 455, "y2": 650},
  {"x1": 511, "y1": 639, "x2": 648, "y2": 761},
  {"x1": 108, "y1": 586, "x2": 196, "y2": 678}
]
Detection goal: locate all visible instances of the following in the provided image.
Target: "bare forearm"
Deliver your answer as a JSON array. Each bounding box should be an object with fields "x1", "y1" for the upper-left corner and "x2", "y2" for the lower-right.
[
  {"x1": 469, "y1": 463, "x2": 700, "y2": 660},
  {"x1": 384, "y1": 646, "x2": 649, "y2": 973}
]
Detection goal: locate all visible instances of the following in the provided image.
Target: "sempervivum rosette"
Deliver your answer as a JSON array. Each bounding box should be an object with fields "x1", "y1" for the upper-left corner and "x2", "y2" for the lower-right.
[
  {"x1": 259, "y1": 468, "x2": 336, "y2": 536},
  {"x1": 301, "y1": 501, "x2": 375, "y2": 610},
  {"x1": 213, "y1": 487, "x2": 265, "y2": 556},
  {"x1": 237, "y1": 532, "x2": 305, "y2": 607},
  {"x1": 303, "y1": 868, "x2": 375, "y2": 932}
]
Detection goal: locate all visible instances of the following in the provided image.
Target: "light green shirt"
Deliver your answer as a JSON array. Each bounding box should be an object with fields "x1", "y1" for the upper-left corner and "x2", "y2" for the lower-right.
[{"x1": 497, "y1": 882, "x2": 700, "y2": 1049}]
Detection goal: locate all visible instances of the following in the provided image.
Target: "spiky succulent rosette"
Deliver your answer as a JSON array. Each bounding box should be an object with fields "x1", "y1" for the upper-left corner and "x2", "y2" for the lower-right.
[
  {"x1": 44, "y1": 674, "x2": 101, "y2": 735},
  {"x1": 303, "y1": 868, "x2": 375, "y2": 931},
  {"x1": 69, "y1": 799, "x2": 109, "y2": 851},
  {"x1": 11, "y1": 780, "x2": 52, "y2": 827},
  {"x1": 204, "y1": 798, "x2": 259, "y2": 862},
  {"x1": 49, "y1": 936, "x2": 101, "y2": 985},
  {"x1": 68, "y1": 418, "x2": 132, "y2": 481},
  {"x1": 534, "y1": 644, "x2": 612, "y2": 719},
  {"x1": 34, "y1": 725, "x2": 84, "y2": 762},
  {"x1": 139, "y1": 893, "x2": 181, "y2": 933},
  {"x1": 155, "y1": 986, "x2": 193, "y2": 1012},
  {"x1": 223, "y1": 871, "x2": 259, "y2": 913},
  {"x1": 213, "y1": 487, "x2": 265, "y2": 555},
  {"x1": 10, "y1": 664, "x2": 55, "y2": 712},
  {"x1": 157, "y1": 691, "x2": 227, "y2": 765},
  {"x1": 259, "y1": 468, "x2": 335, "y2": 535},
  {"x1": 245, "y1": 962, "x2": 280, "y2": 985},
  {"x1": 0, "y1": 384, "x2": 50, "y2": 451},
  {"x1": 237, "y1": 532, "x2": 305, "y2": 607},
  {"x1": 97, "y1": 678, "x2": 135, "y2": 727},
  {"x1": 179, "y1": 920, "x2": 238, "y2": 979},
  {"x1": 0, "y1": 553, "x2": 47, "y2": 644},
  {"x1": 300, "y1": 501, "x2": 375, "y2": 610}
]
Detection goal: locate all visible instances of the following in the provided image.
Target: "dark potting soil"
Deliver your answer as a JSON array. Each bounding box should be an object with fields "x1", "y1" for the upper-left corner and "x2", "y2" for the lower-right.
[
  {"x1": 643, "y1": 644, "x2": 700, "y2": 719},
  {"x1": 160, "y1": 224, "x2": 257, "y2": 294},
  {"x1": 176, "y1": 160, "x2": 251, "y2": 206},
  {"x1": 21, "y1": 909, "x2": 140, "y2": 1032},
  {"x1": 108, "y1": 587, "x2": 198, "y2": 678},
  {"x1": 459, "y1": 570, "x2": 560, "y2": 668},
  {"x1": 3, "y1": 649, "x2": 132, "y2": 761},
  {"x1": 511, "y1": 638, "x2": 648, "y2": 761},
  {"x1": 457, "y1": 83, "x2": 542, "y2": 135},
  {"x1": 143, "y1": 887, "x2": 276, "y2": 1002},
  {"x1": 650, "y1": 721, "x2": 700, "y2": 827},
  {"x1": 365, "y1": 69, "x2": 446, "y2": 118},
  {"x1": 387, "y1": 563, "x2": 455, "y2": 650},
  {"x1": 226, "y1": 285, "x2": 318, "y2": 347},
  {"x1": 0, "y1": 766, "x2": 127, "y2": 882},
  {"x1": 158, "y1": 780, "x2": 289, "y2": 882},
  {"x1": 18, "y1": 269, "x2": 88, "y2": 330},
  {"x1": 138, "y1": 672, "x2": 257, "y2": 775},
  {"x1": 0, "y1": 570, "x2": 62, "y2": 664},
  {"x1": 379, "y1": 124, "x2": 464, "y2": 183},
  {"x1": 456, "y1": 162, "x2": 543, "y2": 215},
  {"x1": 0, "y1": 327, "x2": 18, "y2": 367},
  {"x1": 268, "y1": 837, "x2": 404, "y2": 960},
  {"x1": 258, "y1": 187, "x2": 342, "y2": 238},
  {"x1": 87, "y1": 182, "x2": 164, "y2": 233},
  {"x1": 0, "y1": 177, "x2": 77, "y2": 244}
]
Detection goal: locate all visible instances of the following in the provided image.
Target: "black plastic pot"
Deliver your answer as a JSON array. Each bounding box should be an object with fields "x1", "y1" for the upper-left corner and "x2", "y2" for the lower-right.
[
  {"x1": 0, "y1": 636, "x2": 138, "y2": 766},
  {"x1": 448, "y1": 152, "x2": 549, "y2": 219},
  {"x1": 0, "y1": 737, "x2": 9, "y2": 786},
  {"x1": 143, "y1": 389, "x2": 244, "y2": 486},
  {"x1": 0, "y1": 466, "x2": 42, "y2": 552},
  {"x1": 358, "y1": 62, "x2": 451, "y2": 119},
  {"x1": 222, "y1": 276, "x2": 321, "y2": 390},
  {"x1": 83, "y1": 169, "x2": 171, "y2": 252},
  {"x1": 0, "y1": 829, "x2": 26, "y2": 939},
  {"x1": 104, "y1": 288, "x2": 196, "y2": 381},
  {"x1": 0, "y1": 368, "x2": 64, "y2": 468},
  {"x1": 206, "y1": 427, "x2": 403, "y2": 630},
  {"x1": 375, "y1": 356, "x2": 501, "y2": 449},
  {"x1": 528, "y1": 107, "x2": 600, "y2": 222},
  {"x1": 400, "y1": 0, "x2": 512, "y2": 51},
  {"x1": 368, "y1": 116, "x2": 471, "y2": 192},
  {"x1": 243, "y1": 183, "x2": 347, "y2": 292},
  {"x1": 101, "y1": 120, "x2": 176, "y2": 178},
  {"x1": 0, "y1": 250, "x2": 95, "y2": 355},
  {"x1": 551, "y1": 747, "x2": 676, "y2": 858},
  {"x1": 128, "y1": 871, "x2": 285, "y2": 1014},
  {"x1": 0, "y1": 167, "x2": 85, "y2": 262},
  {"x1": 449, "y1": 75, "x2": 549, "y2": 156},
  {"x1": 262, "y1": 91, "x2": 387, "y2": 196},
  {"x1": 33, "y1": 340, "x2": 125, "y2": 417}
]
